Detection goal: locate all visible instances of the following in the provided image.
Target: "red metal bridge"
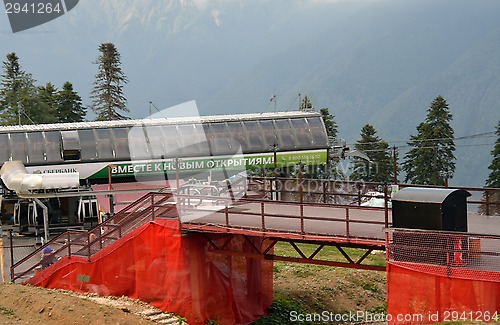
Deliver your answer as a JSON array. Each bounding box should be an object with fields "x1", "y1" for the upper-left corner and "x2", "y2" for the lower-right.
[
  {"x1": 5, "y1": 179, "x2": 500, "y2": 325},
  {"x1": 9, "y1": 178, "x2": 500, "y2": 281}
]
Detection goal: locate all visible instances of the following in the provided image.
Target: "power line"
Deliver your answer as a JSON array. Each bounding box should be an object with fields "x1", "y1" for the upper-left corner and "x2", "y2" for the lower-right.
[
  {"x1": 355, "y1": 142, "x2": 495, "y2": 153},
  {"x1": 346, "y1": 131, "x2": 496, "y2": 147}
]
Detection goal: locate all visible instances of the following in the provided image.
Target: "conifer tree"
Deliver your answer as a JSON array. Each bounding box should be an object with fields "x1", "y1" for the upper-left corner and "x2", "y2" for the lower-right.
[
  {"x1": 0, "y1": 52, "x2": 38, "y2": 125},
  {"x1": 91, "y1": 43, "x2": 129, "y2": 120},
  {"x1": 486, "y1": 121, "x2": 500, "y2": 188},
  {"x1": 34, "y1": 82, "x2": 58, "y2": 124},
  {"x1": 320, "y1": 107, "x2": 338, "y2": 140},
  {"x1": 56, "y1": 81, "x2": 86, "y2": 123},
  {"x1": 299, "y1": 95, "x2": 314, "y2": 112},
  {"x1": 479, "y1": 120, "x2": 500, "y2": 215},
  {"x1": 402, "y1": 96, "x2": 456, "y2": 185},
  {"x1": 350, "y1": 124, "x2": 393, "y2": 182}
]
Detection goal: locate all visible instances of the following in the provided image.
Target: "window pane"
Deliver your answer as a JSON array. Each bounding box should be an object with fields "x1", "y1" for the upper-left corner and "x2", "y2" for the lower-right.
[
  {"x1": 143, "y1": 126, "x2": 166, "y2": 158},
  {"x1": 0, "y1": 134, "x2": 10, "y2": 162},
  {"x1": 207, "y1": 122, "x2": 231, "y2": 155},
  {"x1": 290, "y1": 118, "x2": 313, "y2": 148},
  {"x1": 44, "y1": 131, "x2": 62, "y2": 163},
  {"x1": 242, "y1": 121, "x2": 263, "y2": 152},
  {"x1": 161, "y1": 125, "x2": 181, "y2": 157},
  {"x1": 193, "y1": 124, "x2": 210, "y2": 156},
  {"x1": 79, "y1": 129, "x2": 98, "y2": 161},
  {"x1": 10, "y1": 133, "x2": 27, "y2": 162},
  {"x1": 258, "y1": 120, "x2": 277, "y2": 149},
  {"x1": 111, "y1": 128, "x2": 130, "y2": 160},
  {"x1": 26, "y1": 132, "x2": 45, "y2": 163},
  {"x1": 273, "y1": 119, "x2": 296, "y2": 150},
  {"x1": 128, "y1": 127, "x2": 150, "y2": 159},
  {"x1": 95, "y1": 129, "x2": 114, "y2": 159},
  {"x1": 177, "y1": 124, "x2": 204, "y2": 156},
  {"x1": 307, "y1": 117, "x2": 328, "y2": 146},
  {"x1": 226, "y1": 121, "x2": 247, "y2": 152}
]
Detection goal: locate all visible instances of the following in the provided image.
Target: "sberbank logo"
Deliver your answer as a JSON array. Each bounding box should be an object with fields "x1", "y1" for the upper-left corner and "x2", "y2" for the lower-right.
[{"x1": 3, "y1": 0, "x2": 79, "y2": 33}]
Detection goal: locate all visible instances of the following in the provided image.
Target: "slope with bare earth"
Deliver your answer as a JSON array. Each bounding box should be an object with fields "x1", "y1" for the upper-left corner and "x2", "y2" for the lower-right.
[
  {"x1": 0, "y1": 283, "x2": 182, "y2": 325},
  {"x1": 0, "y1": 243, "x2": 486, "y2": 325}
]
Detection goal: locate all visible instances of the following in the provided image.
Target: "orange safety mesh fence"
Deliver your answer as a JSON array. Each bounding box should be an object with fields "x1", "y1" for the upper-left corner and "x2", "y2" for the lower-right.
[
  {"x1": 26, "y1": 219, "x2": 273, "y2": 325},
  {"x1": 386, "y1": 228, "x2": 500, "y2": 325}
]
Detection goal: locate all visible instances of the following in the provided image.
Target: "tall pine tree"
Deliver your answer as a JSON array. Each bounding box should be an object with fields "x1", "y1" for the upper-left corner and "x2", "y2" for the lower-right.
[
  {"x1": 319, "y1": 107, "x2": 343, "y2": 179},
  {"x1": 299, "y1": 95, "x2": 314, "y2": 112},
  {"x1": 479, "y1": 120, "x2": 500, "y2": 215},
  {"x1": 486, "y1": 120, "x2": 500, "y2": 188},
  {"x1": 402, "y1": 96, "x2": 456, "y2": 185},
  {"x1": 34, "y1": 82, "x2": 58, "y2": 124},
  {"x1": 91, "y1": 43, "x2": 129, "y2": 120},
  {"x1": 320, "y1": 107, "x2": 338, "y2": 140},
  {"x1": 0, "y1": 52, "x2": 38, "y2": 125},
  {"x1": 350, "y1": 124, "x2": 393, "y2": 182},
  {"x1": 57, "y1": 81, "x2": 86, "y2": 123}
]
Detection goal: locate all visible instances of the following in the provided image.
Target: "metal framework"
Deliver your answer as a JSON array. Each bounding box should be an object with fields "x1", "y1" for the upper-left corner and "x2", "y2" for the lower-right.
[{"x1": 198, "y1": 232, "x2": 386, "y2": 271}]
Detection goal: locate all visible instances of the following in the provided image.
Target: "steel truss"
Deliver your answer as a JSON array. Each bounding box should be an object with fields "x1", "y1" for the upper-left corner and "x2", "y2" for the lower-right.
[{"x1": 197, "y1": 232, "x2": 386, "y2": 271}]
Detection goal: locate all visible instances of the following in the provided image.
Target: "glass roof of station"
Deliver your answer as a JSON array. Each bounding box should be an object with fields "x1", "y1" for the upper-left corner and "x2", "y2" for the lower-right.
[{"x1": 0, "y1": 111, "x2": 329, "y2": 164}]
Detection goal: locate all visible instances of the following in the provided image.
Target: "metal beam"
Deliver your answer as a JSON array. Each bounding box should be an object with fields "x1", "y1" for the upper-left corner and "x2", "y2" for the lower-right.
[
  {"x1": 212, "y1": 249, "x2": 385, "y2": 271},
  {"x1": 200, "y1": 233, "x2": 386, "y2": 271}
]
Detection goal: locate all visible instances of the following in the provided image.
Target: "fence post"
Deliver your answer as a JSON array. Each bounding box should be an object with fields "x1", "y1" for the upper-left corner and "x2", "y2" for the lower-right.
[
  {"x1": 261, "y1": 202, "x2": 266, "y2": 232},
  {"x1": 485, "y1": 191, "x2": 490, "y2": 216},
  {"x1": 151, "y1": 194, "x2": 155, "y2": 221},
  {"x1": 384, "y1": 183, "x2": 389, "y2": 228},
  {"x1": 87, "y1": 232, "x2": 91, "y2": 261},
  {"x1": 225, "y1": 202, "x2": 230, "y2": 230},
  {"x1": 322, "y1": 181, "x2": 327, "y2": 204},
  {"x1": 9, "y1": 230, "x2": 14, "y2": 282},
  {"x1": 67, "y1": 232, "x2": 72, "y2": 259},
  {"x1": 345, "y1": 207, "x2": 350, "y2": 239}
]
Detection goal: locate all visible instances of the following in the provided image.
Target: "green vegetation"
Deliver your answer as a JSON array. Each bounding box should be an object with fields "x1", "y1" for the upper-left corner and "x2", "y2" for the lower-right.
[
  {"x1": 260, "y1": 242, "x2": 487, "y2": 325},
  {"x1": 486, "y1": 120, "x2": 500, "y2": 188},
  {"x1": 0, "y1": 52, "x2": 87, "y2": 125},
  {"x1": 0, "y1": 52, "x2": 38, "y2": 125},
  {"x1": 479, "y1": 120, "x2": 500, "y2": 215},
  {"x1": 350, "y1": 124, "x2": 393, "y2": 183},
  {"x1": 402, "y1": 95, "x2": 456, "y2": 185},
  {"x1": 91, "y1": 42, "x2": 129, "y2": 121},
  {"x1": 56, "y1": 81, "x2": 86, "y2": 123},
  {"x1": 320, "y1": 107, "x2": 338, "y2": 140},
  {"x1": 0, "y1": 306, "x2": 17, "y2": 320},
  {"x1": 256, "y1": 242, "x2": 386, "y2": 324}
]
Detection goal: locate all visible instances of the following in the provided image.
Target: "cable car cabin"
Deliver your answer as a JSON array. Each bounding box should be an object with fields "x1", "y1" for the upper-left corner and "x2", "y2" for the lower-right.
[{"x1": 0, "y1": 111, "x2": 330, "y2": 237}]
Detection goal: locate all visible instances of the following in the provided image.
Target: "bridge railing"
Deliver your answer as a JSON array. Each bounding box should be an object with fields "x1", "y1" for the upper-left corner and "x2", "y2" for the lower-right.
[
  {"x1": 175, "y1": 193, "x2": 390, "y2": 243},
  {"x1": 10, "y1": 192, "x2": 177, "y2": 283},
  {"x1": 248, "y1": 176, "x2": 500, "y2": 215}
]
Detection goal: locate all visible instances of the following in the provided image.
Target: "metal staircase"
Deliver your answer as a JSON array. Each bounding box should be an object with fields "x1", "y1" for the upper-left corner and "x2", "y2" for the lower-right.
[{"x1": 10, "y1": 192, "x2": 178, "y2": 283}]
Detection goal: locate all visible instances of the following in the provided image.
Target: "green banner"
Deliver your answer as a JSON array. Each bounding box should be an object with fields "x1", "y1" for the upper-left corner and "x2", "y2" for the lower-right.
[{"x1": 88, "y1": 150, "x2": 327, "y2": 179}]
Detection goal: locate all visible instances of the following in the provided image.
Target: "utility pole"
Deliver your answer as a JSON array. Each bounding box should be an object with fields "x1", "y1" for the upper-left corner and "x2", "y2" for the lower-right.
[{"x1": 392, "y1": 146, "x2": 398, "y2": 184}]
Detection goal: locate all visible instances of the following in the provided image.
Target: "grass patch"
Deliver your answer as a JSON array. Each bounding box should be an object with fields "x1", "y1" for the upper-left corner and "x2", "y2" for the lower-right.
[
  {"x1": 264, "y1": 241, "x2": 387, "y2": 323},
  {"x1": 253, "y1": 296, "x2": 314, "y2": 325},
  {"x1": 272, "y1": 242, "x2": 385, "y2": 268},
  {"x1": 0, "y1": 306, "x2": 17, "y2": 320}
]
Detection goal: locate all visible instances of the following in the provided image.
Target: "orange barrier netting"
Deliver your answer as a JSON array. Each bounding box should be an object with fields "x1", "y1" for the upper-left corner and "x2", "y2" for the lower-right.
[
  {"x1": 387, "y1": 229, "x2": 500, "y2": 325},
  {"x1": 27, "y1": 219, "x2": 273, "y2": 325}
]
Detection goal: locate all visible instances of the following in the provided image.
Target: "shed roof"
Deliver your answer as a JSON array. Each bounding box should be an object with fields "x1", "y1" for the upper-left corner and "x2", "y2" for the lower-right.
[{"x1": 392, "y1": 187, "x2": 471, "y2": 204}]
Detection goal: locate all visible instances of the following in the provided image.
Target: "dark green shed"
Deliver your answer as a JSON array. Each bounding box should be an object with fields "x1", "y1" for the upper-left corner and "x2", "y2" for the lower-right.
[{"x1": 392, "y1": 187, "x2": 471, "y2": 232}]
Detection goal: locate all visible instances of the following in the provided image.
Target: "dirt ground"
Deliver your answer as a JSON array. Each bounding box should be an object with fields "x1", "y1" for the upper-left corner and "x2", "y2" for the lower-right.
[
  {"x1": 0, "y1": 261, "x2": 387, "y2": 325},
  {"x1": 0, "y1": 265, "x2": 384, "y2": 324},
  {"x1": 273, "y1": 263, "x2": 387, "y2": 314},
  {"x1": 0, "y1": 283, "x2": 180, "y2": 325}
]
